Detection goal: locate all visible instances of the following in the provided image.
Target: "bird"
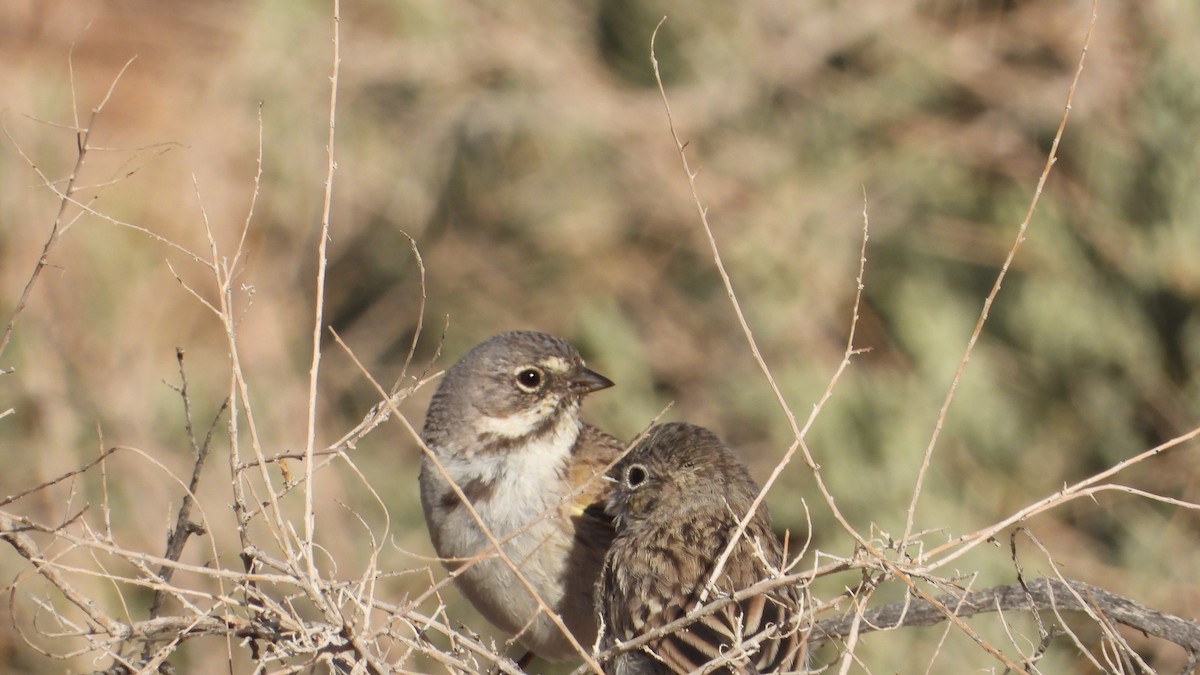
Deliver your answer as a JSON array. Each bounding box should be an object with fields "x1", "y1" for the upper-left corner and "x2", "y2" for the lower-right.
[
  {"x1": 418, "y1": 330, "x2": 624, "y2": 663},
  {"x1": 597, "y1": 422, "x2": 807, "y2": 674}
]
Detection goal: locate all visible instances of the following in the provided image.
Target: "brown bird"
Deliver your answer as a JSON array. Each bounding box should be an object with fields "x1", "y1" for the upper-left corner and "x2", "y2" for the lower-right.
[{"x1": 598, "y1": 422, "x2": 807, "y2": 674}]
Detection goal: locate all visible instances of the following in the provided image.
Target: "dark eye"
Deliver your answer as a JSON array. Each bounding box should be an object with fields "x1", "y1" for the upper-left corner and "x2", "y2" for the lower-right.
[
  {"x1": 624, "y1": 464, "x2": 648, "y2": 489},
  {"x1": 515, "y1": 367, "x2": 543, "y2": 392}
]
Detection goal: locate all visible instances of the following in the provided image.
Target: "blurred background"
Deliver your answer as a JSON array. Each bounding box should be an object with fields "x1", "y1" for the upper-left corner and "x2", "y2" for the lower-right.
[{"x1": 1, "y1": 0, "x2": 1198, "y2": 672}]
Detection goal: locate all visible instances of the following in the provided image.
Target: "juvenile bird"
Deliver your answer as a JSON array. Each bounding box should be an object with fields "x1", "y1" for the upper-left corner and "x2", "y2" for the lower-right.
[
  {"x1": 419, "y1": 331, "x2": 623, "y2": 662},
  {"x1": 598, "y1": 422, "x2": 807, "y2": 674}
]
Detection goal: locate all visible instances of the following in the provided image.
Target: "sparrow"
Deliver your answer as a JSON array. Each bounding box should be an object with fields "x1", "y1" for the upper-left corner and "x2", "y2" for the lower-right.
[
  {"x1": 597, "y1": 422, "x2": 807, "y2": 674},
  {"x1": 418, "y1": 331, "x2": 623, "y2": 662}
]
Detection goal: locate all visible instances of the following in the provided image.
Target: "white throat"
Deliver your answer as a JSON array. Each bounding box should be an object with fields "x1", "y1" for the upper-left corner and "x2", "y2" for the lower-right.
[{"x1": 439, "y1": 409, "x2": 581, "y2": 533}]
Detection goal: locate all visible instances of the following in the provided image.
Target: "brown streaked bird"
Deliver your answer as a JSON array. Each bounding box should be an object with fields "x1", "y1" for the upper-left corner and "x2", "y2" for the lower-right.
[
  {"x1": 597, "y1": 422, "x2": 807, "y2": 674},
  {"x1": 418, "y1": 331, "x2": 623, "y2": 663}
]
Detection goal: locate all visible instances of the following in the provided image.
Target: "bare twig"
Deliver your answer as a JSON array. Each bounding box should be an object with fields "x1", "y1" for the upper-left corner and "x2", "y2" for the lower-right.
[
  {"x1": 810, "y1": 578, "x2": 1200, "y2": 655},
  {"x1": 146, "y1": 350, "x2": 229, "y2": 627},
  {"x1": 0, "y1": 513, "x2": 127, "y2": 639},
  {"x1": 648, "y1": 20, "x2": 882, "y2": 616},
  {"x1": 901, "y1": 0, "x2": 1100, "y2": 545},
  {"x1": 303, "y1": 0, "x2": 342, "y2": 581},
  {"x1": 390, "y1": 231, "x2": 430, "y2": 395},
  {"x1": 0, "y1": 56, "x2": 136, "y2": 362},
  {"x1": 0, "y1": 447, "x2": 118, "y2": 509},
  {"x1": 922, "y1": 424, "x2": 1200, "y2": 569},
  {"x1": 833, "y1": 573, "x2": 877, "y2": 675}
]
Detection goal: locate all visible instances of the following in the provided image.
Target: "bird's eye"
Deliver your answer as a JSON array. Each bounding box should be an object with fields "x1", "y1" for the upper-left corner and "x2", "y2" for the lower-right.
[
  {"x1": 515, "y1": 367, "x2": 544, "y2": 392},
  {"x1": 624, "y1": 464, "x2": 648, "y2": 489}
]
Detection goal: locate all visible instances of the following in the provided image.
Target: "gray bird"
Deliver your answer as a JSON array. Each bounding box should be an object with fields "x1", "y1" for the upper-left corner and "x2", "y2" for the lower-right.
[
  {"x1": 419, "y1": 331, "x2": 623, "y2": 663},
  {"x1": 598, "y1": 422, "x2": 808, "y2": 674}
]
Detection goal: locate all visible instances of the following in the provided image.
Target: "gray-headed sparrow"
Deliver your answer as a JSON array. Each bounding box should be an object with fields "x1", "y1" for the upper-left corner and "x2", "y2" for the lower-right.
[
  {"x1": 597, "y1": 422, "x2": 807, "y2": 674},
  {"x1": 419, "y1": 331, "x2": 623, "y2": 662}
]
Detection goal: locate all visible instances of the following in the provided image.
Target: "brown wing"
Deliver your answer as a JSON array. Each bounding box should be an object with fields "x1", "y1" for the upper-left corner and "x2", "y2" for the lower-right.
[
  {"x1": 719, "y1": 520, "x2": 807, "y2": 673},
  {"x1": 599, "y1": 535, "x2": 681, "y2": 674},
  {"x1": 568, "y1": 423, "x2": 625, "y2": 540},
  {"x1": 628, "y1": 518, "x2": 807, "y2": 674}
]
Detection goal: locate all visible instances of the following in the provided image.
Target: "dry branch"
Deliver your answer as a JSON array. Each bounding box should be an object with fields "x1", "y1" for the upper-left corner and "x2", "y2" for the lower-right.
[{"x1": 811, "y1": 578, "x2": 1200, "y2": 656}]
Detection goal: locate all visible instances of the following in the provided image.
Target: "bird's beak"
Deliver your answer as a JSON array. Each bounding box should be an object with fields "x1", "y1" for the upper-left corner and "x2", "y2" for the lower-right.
[{"x1": 569, "y1": 366, "x2": 614, "y2": 394}]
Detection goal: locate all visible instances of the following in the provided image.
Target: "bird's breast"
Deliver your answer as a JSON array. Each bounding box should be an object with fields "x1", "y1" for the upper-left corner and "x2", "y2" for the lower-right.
[{"x1": 422, "y1": 414, "x2": 582, "y2": 559}]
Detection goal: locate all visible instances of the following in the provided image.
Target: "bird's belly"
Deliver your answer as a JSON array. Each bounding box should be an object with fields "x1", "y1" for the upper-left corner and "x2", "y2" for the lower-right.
[{"x1": 436, "y1": 498, "x2": 583, "y2": 659}]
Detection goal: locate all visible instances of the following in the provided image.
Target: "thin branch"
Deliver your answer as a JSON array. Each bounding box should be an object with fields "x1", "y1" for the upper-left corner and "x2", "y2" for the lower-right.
[
  {"x1": 922, "y1": 423, "x2": 1200, "y2": 569},
  {"x1": 810, "y1": 579, "x2": 1200, "y2": 655},
  {"x1": 228, "y1": 102, "x2": 266, "y2": 284},
  {"x1": 146, "y1": 349, "x2": 229, "y2": 629},
  {"x1": 901, "y1": 0, "x2": 1100, "y2": 544},
  {"x1": 302, "y1": 0, "x2": 342, "y2": 584},
  {"x1": 390, "y1": 231, "x2": 429, "y2": 395},
  {"x1": 0, "y1": 513, "x2": 127, "y2": 639},
  {"x1": 0, "y1": 56, "x2": 137, "y2": 362},
  {"x1": 652, "y1": 17, "x2": 878, "y2": 605},
  {"x1": 0, "y1": 447, "x2": 118, "y2": 509}
]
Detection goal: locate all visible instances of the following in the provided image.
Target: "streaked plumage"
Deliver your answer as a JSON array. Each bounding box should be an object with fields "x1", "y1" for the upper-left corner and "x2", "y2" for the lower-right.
[{"x1": 598, "y1": 422, "x2": 807, "y2": 674}]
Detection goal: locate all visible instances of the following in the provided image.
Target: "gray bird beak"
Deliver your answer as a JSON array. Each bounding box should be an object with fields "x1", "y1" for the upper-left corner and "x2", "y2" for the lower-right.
[{"x1": 569, "y1": 366, "x2": 614, "y2": 394}]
